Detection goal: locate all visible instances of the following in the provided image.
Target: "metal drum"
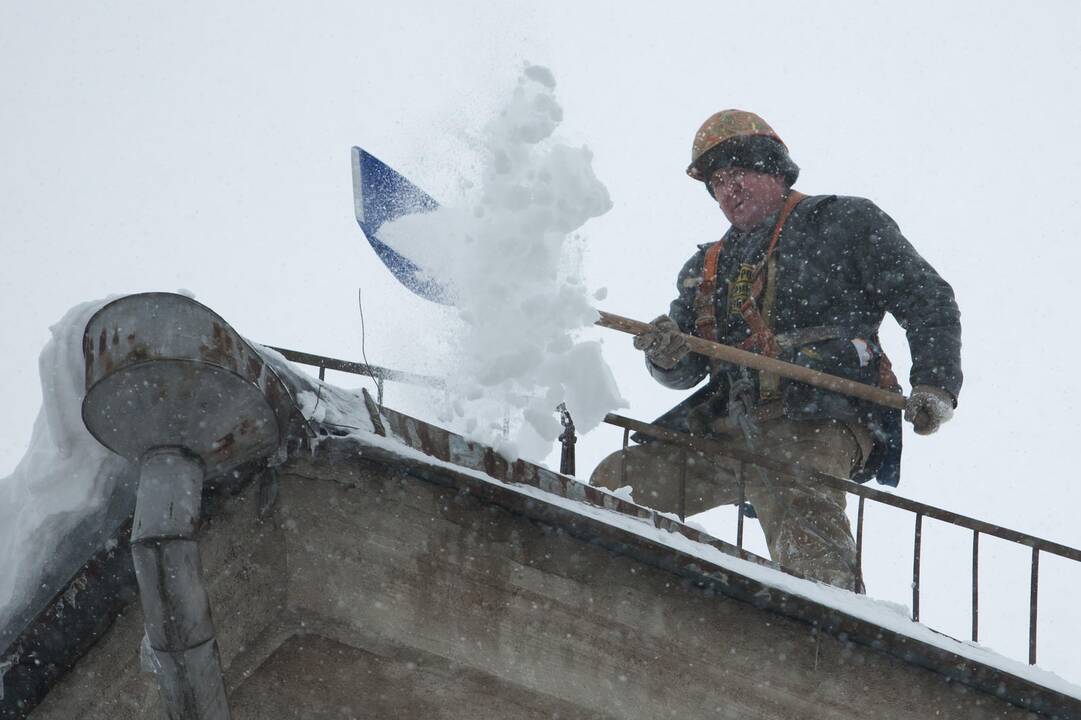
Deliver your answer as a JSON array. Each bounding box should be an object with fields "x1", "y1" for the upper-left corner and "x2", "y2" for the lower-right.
[{"x1": 81, "y1": 292, "x2": 295, "y2": 475}]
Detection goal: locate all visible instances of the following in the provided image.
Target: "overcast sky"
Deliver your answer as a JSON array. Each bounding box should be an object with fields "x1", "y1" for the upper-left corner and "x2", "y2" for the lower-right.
[{"x1": 2, "y1": 0, "x2": 1080, "y2": 685}]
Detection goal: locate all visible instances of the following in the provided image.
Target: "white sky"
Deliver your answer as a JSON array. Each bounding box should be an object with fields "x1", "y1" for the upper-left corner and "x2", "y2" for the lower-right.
[{"x1": 2, "y1": 0, "x2": 1080, "y2": 687}]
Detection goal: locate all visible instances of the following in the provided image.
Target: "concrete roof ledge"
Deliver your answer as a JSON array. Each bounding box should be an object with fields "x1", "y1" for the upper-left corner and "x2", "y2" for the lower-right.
[{"x1": 322, "y1": 403, "x2": 1081, "y2": 718}]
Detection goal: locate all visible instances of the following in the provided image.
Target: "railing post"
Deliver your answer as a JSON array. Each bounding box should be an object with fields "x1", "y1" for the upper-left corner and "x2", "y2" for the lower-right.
[
  {"x1": 971, "y1": 530, "x2": 980, "y2": 642},
  {"x1": 678, "y1": 450, "x2": 687, "y2": 523},
  {"x1": 736, "y1": 463, "x2": 746, "y2": 556},
  {"x1": 912, "y1": 512, "x2": 923, "y2": 622},
  {"x1": 855, "y1": 496, "x2": 866, "y2": 593},
  {"x1": 619, "y1": 428, "x2": 630, "y2": 488},
  {"x1": 556, "y1": 403, "x2": 576, "y2": 476},
  {"x1": 1029, "y1": 547, "x2": 1040, "y2": 665}
]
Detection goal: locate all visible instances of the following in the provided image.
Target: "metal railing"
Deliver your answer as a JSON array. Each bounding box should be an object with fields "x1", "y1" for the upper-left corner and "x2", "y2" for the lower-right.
[
  {"x1": 602, "y1": 413, "x2": 1081, "y2": 666},
  {"x1": 265, "y1": 345, "x2": 1080, "y2": 667},
  {"x1": 265, "y1": 346, "x2": 444, "y2": 389}
]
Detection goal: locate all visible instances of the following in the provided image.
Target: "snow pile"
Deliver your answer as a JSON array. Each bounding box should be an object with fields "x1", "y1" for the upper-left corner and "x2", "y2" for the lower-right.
[
  {"x1": 380, "y1": 65, "x2": 625, "y2": 460},
  {"x1": 0, "y1": 298, "x2": 121, "y2": 631}
]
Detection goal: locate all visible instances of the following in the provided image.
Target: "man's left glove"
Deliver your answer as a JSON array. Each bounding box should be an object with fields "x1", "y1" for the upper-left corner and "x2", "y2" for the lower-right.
[
  {"x1": 904, "y1": 385, "x2": 955, "y2": 435},
  {"x1": 633, "y1": 314, "x2": 690, "y2": 370}
]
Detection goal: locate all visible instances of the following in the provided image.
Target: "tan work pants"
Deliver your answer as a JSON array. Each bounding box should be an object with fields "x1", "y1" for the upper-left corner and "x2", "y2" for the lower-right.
[{"x1": 590, "y1": 418, "x2": 865, "y2": 592}]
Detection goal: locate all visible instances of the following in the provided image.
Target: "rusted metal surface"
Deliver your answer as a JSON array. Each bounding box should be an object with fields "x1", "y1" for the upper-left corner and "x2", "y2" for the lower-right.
[
  {"x1": 362, "y1": 404, "x2": 780, "y2": 575},
  {"x1": 0, "y1": 521, "x2": 138, "y2": 720},
  {"x1": 361, "y1": 388, "x2": 386, "y2": 437},
  {"x1": 83, "y1": 293, "x2": 297, "y2": 477}
]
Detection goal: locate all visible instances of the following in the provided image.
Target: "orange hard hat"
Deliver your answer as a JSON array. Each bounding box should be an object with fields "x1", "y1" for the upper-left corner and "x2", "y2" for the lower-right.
[{"x1": 687, "y1": 109, "x2": 787, "y2": 180}]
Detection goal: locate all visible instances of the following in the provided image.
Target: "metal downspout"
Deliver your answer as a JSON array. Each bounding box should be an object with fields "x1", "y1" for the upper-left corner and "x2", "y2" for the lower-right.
[
  {"x1": 79, "y1": 293, "x2": 312, "y2": 718},
  {"x1": 131, "y1": 448, "x2": 229, "y2": 720}
]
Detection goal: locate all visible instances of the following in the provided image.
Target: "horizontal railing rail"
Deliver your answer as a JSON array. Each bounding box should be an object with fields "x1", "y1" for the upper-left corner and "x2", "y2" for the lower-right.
[{"x1": 264, "y1": 346, "x2": 444, "y2": 389}]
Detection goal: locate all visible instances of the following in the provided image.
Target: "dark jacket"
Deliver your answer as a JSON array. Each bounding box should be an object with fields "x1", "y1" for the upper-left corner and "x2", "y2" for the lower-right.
[{"x1": 646, "y1": 194, "x2": 962, "y2": 485}]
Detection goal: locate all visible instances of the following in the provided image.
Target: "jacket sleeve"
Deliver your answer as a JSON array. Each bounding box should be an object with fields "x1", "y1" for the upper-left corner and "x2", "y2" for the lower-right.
[
  {"x1": 848, "y1": 198, "x2": 963, "y2": 402},
  {"x1": 645, "y1": 251, "x2": 711, "y2": 389}
]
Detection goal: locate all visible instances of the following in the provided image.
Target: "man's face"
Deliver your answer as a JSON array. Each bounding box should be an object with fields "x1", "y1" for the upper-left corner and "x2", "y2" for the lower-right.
[{"x1": 709, "y1": 167, "x2": 788, "y2": 231}]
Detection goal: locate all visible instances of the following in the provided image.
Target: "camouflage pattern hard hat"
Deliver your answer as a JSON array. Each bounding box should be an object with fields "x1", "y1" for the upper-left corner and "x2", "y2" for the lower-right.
[{"x1": 687, "y1": 109, "x2": 787, "y2": 180}]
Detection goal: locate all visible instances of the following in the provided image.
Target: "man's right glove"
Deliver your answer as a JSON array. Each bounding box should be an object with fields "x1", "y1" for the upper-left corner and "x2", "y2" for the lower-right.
[
  {"x1": 633, "y1": 314, "x2": 690, "y2": 370},
  {"x1": 904, "y1": 385, "x2": 955, "y2": 435}
]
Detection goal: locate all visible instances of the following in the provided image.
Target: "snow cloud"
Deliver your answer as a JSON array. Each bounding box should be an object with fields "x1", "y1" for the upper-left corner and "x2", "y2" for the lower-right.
[{"x1": 380, "y1": 65, "x2": 625, "y2": 460}]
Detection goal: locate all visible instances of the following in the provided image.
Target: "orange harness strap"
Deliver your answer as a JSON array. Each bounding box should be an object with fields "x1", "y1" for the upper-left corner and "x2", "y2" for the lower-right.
[
  {"x1": 738, "y1": 191, "x2": 805, "y2": 398},
  {"x1": 694, "y1": 240, "x2": 726, "y2": 343},
  {"x1": 874, "y1": 335, "x2": 902, "y2": 392},
  {"x1": 738, "y1": 190, "x2": 806, "y2": 353},
  {"x1": 693, "y1": 191, "x2": 806, "y2": 380}
]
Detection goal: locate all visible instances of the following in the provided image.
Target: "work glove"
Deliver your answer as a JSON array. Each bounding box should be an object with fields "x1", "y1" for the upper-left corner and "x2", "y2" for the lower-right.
[
  {"x1": 904, "y1": 385, "x2": 955, "y2": 436},
  {"x1": 633, "y1": 314, "x2": 690, "y2": 370}
]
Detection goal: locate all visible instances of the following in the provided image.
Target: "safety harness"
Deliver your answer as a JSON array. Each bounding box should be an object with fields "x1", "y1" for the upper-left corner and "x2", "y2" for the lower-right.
[
  {"x1": 693, "y1": 191, "x2": 901, "y2": 402},
  {"x1": 694, "y1": 191, "x2": 804, "y2": 398}
]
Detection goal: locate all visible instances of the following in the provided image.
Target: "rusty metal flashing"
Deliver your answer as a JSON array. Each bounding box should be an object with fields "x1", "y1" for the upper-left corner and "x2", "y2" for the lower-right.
[
  {"x1": 370, "y1": 404, "x2": 777, "y2": 570},
  {"x1": 0, "y1": 522, "x2": 137, "y2": 720}
]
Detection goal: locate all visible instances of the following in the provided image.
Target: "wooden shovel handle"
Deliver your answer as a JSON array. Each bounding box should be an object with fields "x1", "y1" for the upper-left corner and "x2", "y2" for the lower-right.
[{"x1": 595, "y1": 310, "x2": 907, "y2": 411}]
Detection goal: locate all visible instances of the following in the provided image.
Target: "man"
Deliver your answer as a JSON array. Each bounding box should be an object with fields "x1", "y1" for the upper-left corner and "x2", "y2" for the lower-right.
[{"x1": 590, "y1": 110, "x2": 961, "y2": 591}]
